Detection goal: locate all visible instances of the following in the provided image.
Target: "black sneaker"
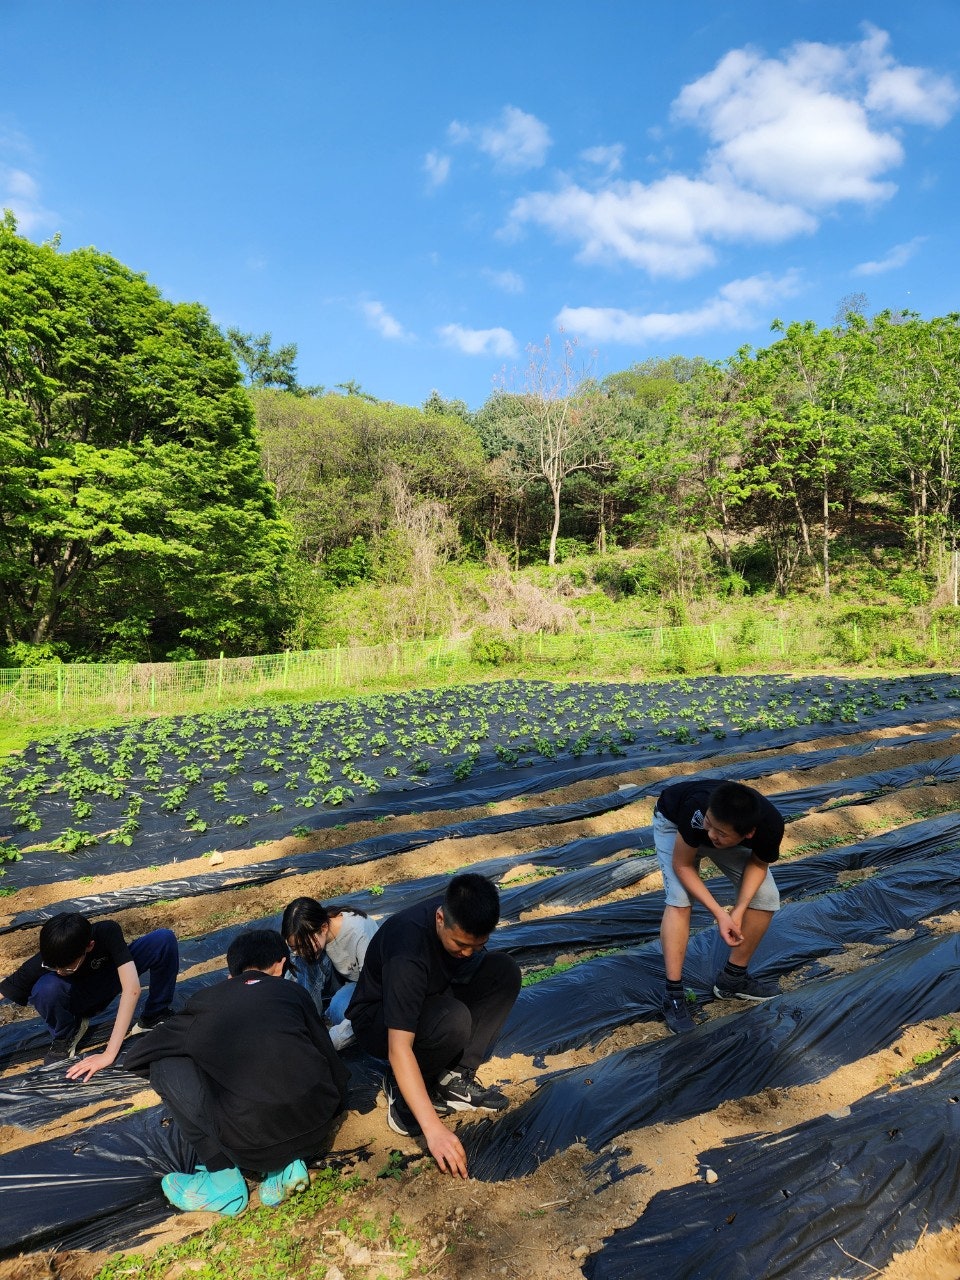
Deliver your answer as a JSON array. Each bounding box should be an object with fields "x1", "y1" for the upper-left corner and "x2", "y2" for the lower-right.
[
  {"x1": 44, "y1": 1017, "x2": 91, "y2": 1064},
  {"x1": 131, "y1": 1006, "x2": 174, "y2": 1033},
  {"x1": 382, "y1": 1074, "x2": 453, "y2": 1137},
  {"x1": 713, "y1": 970, "x2": 779, "y2": 1002},
  {"x1": 434, "y1": 1069, "x2": 509, "y2": 1112},
  {"x1": 661, "y1": 994, "x2": 695, "y2": 1035}
]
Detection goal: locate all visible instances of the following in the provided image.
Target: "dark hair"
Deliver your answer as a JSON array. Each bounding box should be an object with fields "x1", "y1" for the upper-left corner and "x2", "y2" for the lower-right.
[
  {"x1": 280, "y1": 897, "x2": 366, "y2": 964},
  {"x1": 39, "y1": 913, "x2": 93, "y2": 968},
  {"x1": 707, "y1": 782, "x2": 762, "y2": 836},
  {"x1": 227, "y1": 929, "x2": 289, "y2": 977},
  {"x1": 442, "y1": 873, "x2": 500, "y2": 937}
]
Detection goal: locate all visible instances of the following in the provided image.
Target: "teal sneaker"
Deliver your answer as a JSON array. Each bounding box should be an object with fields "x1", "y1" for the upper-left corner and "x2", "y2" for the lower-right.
[
  {"x1": 260, "y1": 1159, "x2": 310, "y2": 1206},
  {"x1": 161, "y1": 1166, "x2": 248, "y2": 1215}
]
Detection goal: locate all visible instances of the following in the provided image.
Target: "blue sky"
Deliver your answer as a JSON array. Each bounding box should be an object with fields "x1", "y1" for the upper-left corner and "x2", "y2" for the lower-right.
[{"x1": 3, "y1": 1, "x2": 959, "y2": 408}]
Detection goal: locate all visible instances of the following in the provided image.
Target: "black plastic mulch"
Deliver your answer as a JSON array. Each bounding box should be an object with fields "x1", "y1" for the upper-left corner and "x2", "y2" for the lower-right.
[
  {"x1": 494, "y1": 849, "x2": 960, "y2": 1057},
  {"x1": 463, "y1": 931, "x2": 960, "y2": 1179},
  {"x1": 10, "y1": 738, "x2": 960, "y2": 934},
  {"x1": 0, "y1": 786, "x2": 644, "y2": 931},
  {"x1": 582, "y1": 1049, "x2": 960, "y2": 1280},
  {"x1": 4, "y1": 674, "x2": 958, "y2": 873}
]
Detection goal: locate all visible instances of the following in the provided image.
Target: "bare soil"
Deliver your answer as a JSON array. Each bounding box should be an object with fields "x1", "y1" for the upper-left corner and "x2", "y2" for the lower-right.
[{"x1": 3, "y1": 719, "x2": 960, "y2": 1279}]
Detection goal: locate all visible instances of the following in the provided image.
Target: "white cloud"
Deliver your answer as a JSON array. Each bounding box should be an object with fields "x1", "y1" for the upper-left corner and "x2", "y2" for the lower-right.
[
  {"x1": 510, "y1": 176, "x2": 814, "y2": 278},
  {"x1": 448, "y1": 105, "x2": 551, "y2": 171},
  {"x1": 423, "y1": 150, "x2": 451, "y2": 189},
  {"x1": 438, "y1": 323, "x2": 518, "y2": 357},
  {"x1": 580, "y1": 143, "x2": 625, "y2": 175},
  {"x1": 0, "y1": 165, "x2": 57, "y2": 233},
  {"x1": 483, "y1": 267, "x2": 524, "y2": 294},
  {"x1": 858, "y1": 25, "x2": 958, "y2": 125},
  {"x1": 672, "y1": 29, "x2": 956, "y2": 206},
  {"x1": 854, "y1": 236, "x2": 926, "y2": 276},
  {"x1": 507, "y1": 30, "x2": 955, "y2": 282},
  {"x1": 361, "y1": 300, "x2": 412, "y2": 342},
  {"x1": 557, "y1": 271, "x2": 801, "y2": 344}
]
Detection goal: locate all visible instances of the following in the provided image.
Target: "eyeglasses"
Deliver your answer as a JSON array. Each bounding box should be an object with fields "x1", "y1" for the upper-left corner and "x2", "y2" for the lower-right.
[{"x1": 41, "y1": 956, "x2": 86, "y2": 975}]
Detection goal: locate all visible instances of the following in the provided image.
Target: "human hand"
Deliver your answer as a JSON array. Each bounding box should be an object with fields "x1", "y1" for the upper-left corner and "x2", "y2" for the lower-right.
[
  {"x1": 716, "y1": 914, "x2": 743, "y2": 947},
  {"x1": 425, "y1": 1123, "x2": 468, "y2": 1178},
  {"x1": 65, "y1": 1052, "x2": 113, "y2": 1082}
]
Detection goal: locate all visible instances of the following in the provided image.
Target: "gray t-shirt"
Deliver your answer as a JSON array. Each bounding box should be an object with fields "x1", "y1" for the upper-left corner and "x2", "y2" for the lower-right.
[{"x1": 325, "y1": 911, "x2": 379, "y2": 982}]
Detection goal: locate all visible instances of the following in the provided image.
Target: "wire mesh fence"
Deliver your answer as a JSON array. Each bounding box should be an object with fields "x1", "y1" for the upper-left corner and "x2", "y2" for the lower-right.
[{"x1": 0, "y1": 612, "x2": 955, "y2": 724}]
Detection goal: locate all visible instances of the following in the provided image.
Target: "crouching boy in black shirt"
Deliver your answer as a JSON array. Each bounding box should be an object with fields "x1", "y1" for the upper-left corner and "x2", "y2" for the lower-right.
[
  {"x1": 0, "y1": 912, "x2": 178, "y2": 1076},
  {"x1": 125, "y1": 929, "x2": 348, "y2": 1215},
  {"x1": 348, "y1": 873, "x2": 521, "y2": 1179}
]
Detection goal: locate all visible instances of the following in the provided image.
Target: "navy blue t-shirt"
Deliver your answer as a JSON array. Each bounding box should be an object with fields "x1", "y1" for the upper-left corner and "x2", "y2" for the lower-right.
[{"x1": 656, "y1": 780, "x2": 784, "y2": 863}]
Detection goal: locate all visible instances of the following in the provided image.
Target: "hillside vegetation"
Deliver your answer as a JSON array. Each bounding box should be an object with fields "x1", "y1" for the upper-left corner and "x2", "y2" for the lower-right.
[{"x1": 2, "y1": 220, "x2": 960, "y2": 667}]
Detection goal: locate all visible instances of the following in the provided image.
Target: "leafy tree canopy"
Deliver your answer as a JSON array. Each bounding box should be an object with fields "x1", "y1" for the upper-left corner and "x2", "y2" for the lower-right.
[
  {"x1": 252, "y1": 388, "x2": 487, "y2": 566},
  {"x1": 0, "y1": 218, "x2": 291, "y2": 661}
]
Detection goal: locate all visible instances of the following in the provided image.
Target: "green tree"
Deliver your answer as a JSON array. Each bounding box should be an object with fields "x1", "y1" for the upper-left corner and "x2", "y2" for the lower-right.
[
  {"x1": 252, "y1": 388, "x2": 486, "y2": 568},
  {"x1": 868, "y1": 311, "x2": 960, "y2": 580},
  {"x1": 226, "y1": 328, "x2": 300, "y2": 392},
  {"x1": 0, "y1": 219, "x2": 291, "y2": 659},
  {"x1": 744, "y1": 320, "x2": 874, "y2": 596}
]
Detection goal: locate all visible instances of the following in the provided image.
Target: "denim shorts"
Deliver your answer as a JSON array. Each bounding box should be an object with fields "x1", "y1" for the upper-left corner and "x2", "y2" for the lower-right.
[{"x1": 653, "y1": 809, "x2": 780, "y2": 911}]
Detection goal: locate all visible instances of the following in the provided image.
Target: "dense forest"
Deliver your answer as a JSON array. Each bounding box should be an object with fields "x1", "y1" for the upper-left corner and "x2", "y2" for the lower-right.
[{"x1": 2, "y1": 219, "x2": 959, "y2": 663}]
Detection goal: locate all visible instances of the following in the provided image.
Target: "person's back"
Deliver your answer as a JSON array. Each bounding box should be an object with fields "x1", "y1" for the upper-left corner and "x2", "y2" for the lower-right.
[
  {"x1": 126, "y1": 929, "x2": 348, "y2": 1216},
  {"x1": 163, "y1": 972, "x2": 347, "y2": 1163}
]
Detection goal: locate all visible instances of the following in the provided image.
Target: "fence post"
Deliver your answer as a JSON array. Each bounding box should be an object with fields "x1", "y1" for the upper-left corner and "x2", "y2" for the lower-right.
[
  {"x1": 335, "y1": 645, "x2": 341, "y2": 685},
  {"x1": 778, "y1": 620, "x2": 786, "y2": 659},
  {"x1": 56, "y1": 665, "x2": 63, "y2": 713},
  {"x1": 217, "y1": 652, "x2": 224, "y2": 701},
  {"x1": 932, "y1": 621, "x2": 939, "y2": 657},
  {"x1": 150, "y1": 675, "x2": 156, "y2": 709},
  {"x1": 283, "y1": 649, "x2": 290, "y2": 688}
]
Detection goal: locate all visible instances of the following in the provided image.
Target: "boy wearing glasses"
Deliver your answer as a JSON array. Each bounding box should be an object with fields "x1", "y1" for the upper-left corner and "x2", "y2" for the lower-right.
[
  {"x1": 0, "y1": 912, "x2": 179, "y2": 1077},
  {"x1": 348, "y1": 872, "x2": 521, "y2": 1178}
]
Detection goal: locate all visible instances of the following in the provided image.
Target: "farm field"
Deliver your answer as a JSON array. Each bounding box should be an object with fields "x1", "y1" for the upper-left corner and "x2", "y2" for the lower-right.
[{"x1": 3, "y1": 674, "x2": 960, "y2": 1279}]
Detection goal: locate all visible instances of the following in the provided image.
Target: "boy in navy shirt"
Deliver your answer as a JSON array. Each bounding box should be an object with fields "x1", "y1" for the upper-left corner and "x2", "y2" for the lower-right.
[
  {"x1": 0, "y1": 912, "x2": 178, "y2": 1075},
  {"x1": 654, "y1": 780, "x2": 784, "y2": 1034}
]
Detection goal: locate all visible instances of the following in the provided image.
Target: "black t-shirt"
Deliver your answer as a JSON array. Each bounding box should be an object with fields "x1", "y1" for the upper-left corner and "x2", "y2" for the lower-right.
[
  {"x1": 655, "y1": 780, "x2": 784, "y2": 863},
  {"x1": 347, "y1": 896, "x2": 479, "y2": 1035},
  {"x1": 125, "y1": 972, "x2": 349, "y2": 1170},
  {"x1": 0, "y1": 919, "x2": 132, "y2": 1005}
]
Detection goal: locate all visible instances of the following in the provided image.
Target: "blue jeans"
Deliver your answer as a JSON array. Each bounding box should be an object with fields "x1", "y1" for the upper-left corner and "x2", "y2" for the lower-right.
[
  {"x1": 30, "y1": 928, "x2": 179, "y2": 1038},
  {"x1": 327, "y1": 981, "x2": 356, "y2": 1026}
]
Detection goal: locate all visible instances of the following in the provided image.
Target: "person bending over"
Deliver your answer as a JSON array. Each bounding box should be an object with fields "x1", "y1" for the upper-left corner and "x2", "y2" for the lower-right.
[
  {"x1": 281, "y1": 896, "x2": 379, "y2": 1050},
  {"x1": 125, "y1": 928, "x2": 349, "y2": 1216},
  {"x1": 348, "y1": 872, "x2": 521, "y2": 1178},
  {"x1": 0, "y1": 912, "x2": 178, "y2": 1078},
  {"x1": 654, "y1": 779, "x2": 784, "y2": 1035}
]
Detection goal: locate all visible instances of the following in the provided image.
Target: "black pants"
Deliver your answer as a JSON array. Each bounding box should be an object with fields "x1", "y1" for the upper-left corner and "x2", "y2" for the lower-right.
[
  {"x1": 150, "y1": 1056, "x2": 235, "y2": 1172},
  {"x1": 354, "y1": 951, "x2": 521, "y2": 1082}
]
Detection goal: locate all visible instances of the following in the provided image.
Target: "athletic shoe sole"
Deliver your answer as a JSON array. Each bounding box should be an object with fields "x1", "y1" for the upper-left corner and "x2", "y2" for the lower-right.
[{"x1": 712, "y1": 984, "x2": 777, "y2": 1002}]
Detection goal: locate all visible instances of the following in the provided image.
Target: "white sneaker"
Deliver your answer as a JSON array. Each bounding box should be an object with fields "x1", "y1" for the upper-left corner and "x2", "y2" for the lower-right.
[{"x1": 328, "y1": 1019, "x2": 356, "y2": 1051}]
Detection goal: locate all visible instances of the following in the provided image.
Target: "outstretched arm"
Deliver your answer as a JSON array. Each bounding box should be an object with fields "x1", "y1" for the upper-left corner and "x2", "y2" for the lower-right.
[
  {"x1": 66, "y1": 960, "x2": 141, "y2": 1082},
  {"x1": 387, "y1": 1028, "x2": 468, "y2": 1178}
]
